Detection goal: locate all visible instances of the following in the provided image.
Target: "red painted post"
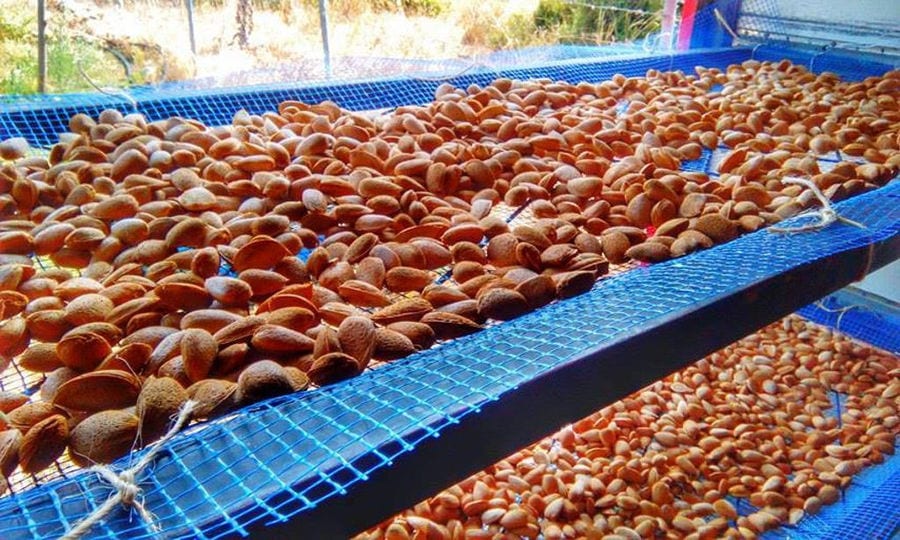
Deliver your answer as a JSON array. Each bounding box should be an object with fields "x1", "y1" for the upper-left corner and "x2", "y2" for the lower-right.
[{"x1": 678, "y1": 0, "x2": 699, "y2": 50}]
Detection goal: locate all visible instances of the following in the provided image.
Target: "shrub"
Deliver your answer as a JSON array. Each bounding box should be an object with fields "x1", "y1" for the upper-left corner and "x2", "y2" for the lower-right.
[{"x1": 534, "y1": 0, "x2": 662, "y2": 44}]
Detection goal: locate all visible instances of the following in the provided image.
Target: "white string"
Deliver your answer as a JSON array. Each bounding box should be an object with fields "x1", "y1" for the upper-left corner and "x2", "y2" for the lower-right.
[
  {"x1": 713, "y1": 8, "x2": 741, "y2": 41},
  {"x1": 60, "y1": 400, "x2": 197, "y2": 540},
  {"x1": 77, "y1": 61, "x2": 139, "y2": 113},
  {"x1": 410, "y1": 59, "x2": 500, "y2": 83},
  {"x1": 768, "y1": 177, "x2": 866, "y2": 234},
  {"x1": 812, "y1": 300, "x2": 861, "y2": 331}
]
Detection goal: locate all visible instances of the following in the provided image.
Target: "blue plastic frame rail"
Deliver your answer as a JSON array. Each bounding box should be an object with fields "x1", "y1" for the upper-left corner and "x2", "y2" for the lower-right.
[{"x1": 0, "y1": 174, "x2": 897, "y2": 538}]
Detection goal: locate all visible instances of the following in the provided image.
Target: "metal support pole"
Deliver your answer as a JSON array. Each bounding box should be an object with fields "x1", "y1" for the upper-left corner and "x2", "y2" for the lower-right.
[
  {"x1": 37, "y1": 0, "x2": 47, "y2": 93},
  {"x1": 318, "y1": 0, "x2": 332, "y2": 78},
  {"x1": 185, "y1": 0, "x2": 197, "y2": 56}
]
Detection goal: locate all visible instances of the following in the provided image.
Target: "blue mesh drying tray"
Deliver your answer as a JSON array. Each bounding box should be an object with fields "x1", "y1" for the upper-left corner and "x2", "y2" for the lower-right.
[
  {"x1": 1, "y1": 44, "x2": 895, "y2": 148},
  {"x1": 0, "y1": 183, "x2": 894, "y2": 539}
]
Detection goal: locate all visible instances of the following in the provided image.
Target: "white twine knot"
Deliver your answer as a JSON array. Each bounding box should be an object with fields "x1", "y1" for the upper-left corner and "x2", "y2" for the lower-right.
[
  {"x1": 768, "y1": 177, "x2": 867, "y2": 234},
  {"x1": 60, "y1": 400, "x2": 197, "y2": 540},
  {"x1": 96, "y1": 469, "x2": 138, "y2": 506}
]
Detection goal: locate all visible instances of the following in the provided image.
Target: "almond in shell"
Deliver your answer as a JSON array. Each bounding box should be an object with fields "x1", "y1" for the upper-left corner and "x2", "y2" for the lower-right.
[
  {"x1": 373, "y1": 327, "x2": 417, "y2": 361},
  {"x1": 20, "y1": 414, "x2": 69, "y2": 474},
  {"x1": 625, "y1": 242, "x2": 671, "y2": 263},
  {"x1": 386, "y1": 321, "x2": 435, "y2": 350},
  {"x1": 370, "y1": 298, "x2": 433, "y2": 325},
  {"x1": 237, "y1": 360, "x2": 294, "y2": 404},
  {"x1": 0, "y1": 429, "x2": 21, "y2": 477},
  {"x1": 264, "y1": 307, "x2": 318, "y2": 332},
  {"x1": 317, "y1": 261, "x2": 356, "y2": 292},
  {"x1": 671, "y1": 230, "x2": 714, "y2": 257},
  {"x1": 18, "y1": 342, "x2": 64, "y2": 373},
  {"x1": 205, "y1": 276, "x2": 252, "y2": 307},
  {"x1": 356, "y1": 257, "x2": 386, "y2": 288},
  {"x1": 39, "y1": 368, "x2": 79, "y2": 402},
  {"x1": 136, "y1": 376, "x2": 188, "y2": 443},
  {"x1": 53, "y1": 370, "x2": 142, "y2": 412},
  {"x1": 423, "y1": 285, "x2": 470, "y2": 307},
  {"x1": 337, "y1": 279, "x2": 390, "y2": 308},
  {"x1": 191, "y1": 246, "x2": 221, "y2": 278},
  {"x1": 256, "y1": 293, "x2": 318, "y2": 315},
  {"x1": 0, "y1": 392, "x2": 28, "y2": 413},
  {"x1": 307, "y1": 353, "x2": 360, "y2": 386},
  {"x1": 69, "y1": 410, "x2": 139, "y2": 466},
  {"x1": 476, "y1": 288, "x2": 530, "y2": 321},
  {"x1": 436, "y1": 299, "x2": 481, "y2": 323},
  {"x1": 554, "y1": 271, "x2": 596, "y2": 299},
  {"x1": 0, "y1": 290, "x2": 29, "y2": 319},
  {"x1": 601, "y1": 232, "x2": 630, "y2": 264},
  {"x1": 213, "y1": 315, "x2": 265, "y2": 347},
  {"x1": 96, "y1": 342, "x2": 152, "y2": 374},
  {"x1": 251, "y1": 324, "x2": 315, "y2": 354},
  {"x1": 515, "y1": 275, "x2": 557, "y2": 309},
  {"x1": 693, "y1": 213, "x2": 738, "y2": 243},
  {"x1": 284, "y1": 366, "x2": 310, "y2": 392},
  {"x1": 312, "y1": 326, "x2": 341, "y2": 359},
  {"x1": 420, "y1": 311, "x2": 482, "y2": 340},
  {"x1": 239, "y1": 269, "x2": 289, "y2": 297},
  {"x1": 344, "y1": 233, "x2": 379, "y2": 264},
  {"x1": 180, "y1": 310, "x2": 243, "y2": 333},
  {"x1": 181, "y1": 328, "x2": 218, "y2": 382},
  {"x1": 540, "y1": 244, "x2": 579, "y2": 268},
  {"x1": 186, "y1": 379, "x2": 237, "y2": 419},
  {"x1": 232, "y1": 236, "x2": 291, "y2": 272},
  {"x1": 56, "y1": 331, "x2": 111, "y2": 372},
  {"x1": 337, "y1": 316, "x2": 376, "y2": 369},
  {"x1": 319, "y1": 302, "x2": 364, "y2": 326},
  {"x1": 0, "y1": 317, "x2": 29, "y2": 361},
  {"x1": 7, "y1": 401, "x2": 59, "y2": 432},
  {"x1": 155, "y1": 282, "x2": 213, "y2": 311}
]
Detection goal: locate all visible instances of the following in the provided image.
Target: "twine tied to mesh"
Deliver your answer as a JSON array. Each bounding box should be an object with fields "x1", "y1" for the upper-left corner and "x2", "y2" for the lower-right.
[
  {"x1": 768, "y1": 177, "x2": 867, "y2": 234},
  {"x1": 812, "y1": 299, "x2": 863, "y2": 331},
  {"x1": 60, "y1": 400, "x2": 197, "y2": 540}
]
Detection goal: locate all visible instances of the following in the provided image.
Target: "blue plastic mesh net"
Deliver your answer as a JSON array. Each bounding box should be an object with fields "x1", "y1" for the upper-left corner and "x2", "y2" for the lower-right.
[
  {"x1": 799, "y1": 292, "x2": 900, "y2": 356},
  {"x1": 735, "y1": 0, "x2": 900, "y2": 53}
]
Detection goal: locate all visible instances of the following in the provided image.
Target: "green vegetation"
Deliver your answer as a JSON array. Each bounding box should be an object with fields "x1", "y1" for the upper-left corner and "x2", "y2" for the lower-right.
[
  {"x1": 461, "y1": 0, "x2": 663, "y2": 51},
  {"x1": 535, "y1": 0, "x2": 662, "y2": 44},
  {"x1": 0, "y1": 7, "x2": 124, "y2": 95}
]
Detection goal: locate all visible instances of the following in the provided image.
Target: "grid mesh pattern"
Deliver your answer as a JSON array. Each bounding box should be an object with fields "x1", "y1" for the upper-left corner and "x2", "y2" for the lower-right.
[
  {"x1": 0, "y1": 175, "x2": 896, "y2": 539},
  {"x1": 799, "y1": 292, "x2": 900, "y2": 355},
  {"x1": 735, "y1": 0, "x2": 900, "y2": 54}
]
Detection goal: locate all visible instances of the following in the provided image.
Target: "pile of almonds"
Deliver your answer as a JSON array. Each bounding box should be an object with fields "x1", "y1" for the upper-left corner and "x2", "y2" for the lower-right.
[
  {"x1": 358, "y1": 315, "x2": 900, "y2": 540},
  {"x1": 0, "y1": 59, "x2": 898, "y2": 484}
]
